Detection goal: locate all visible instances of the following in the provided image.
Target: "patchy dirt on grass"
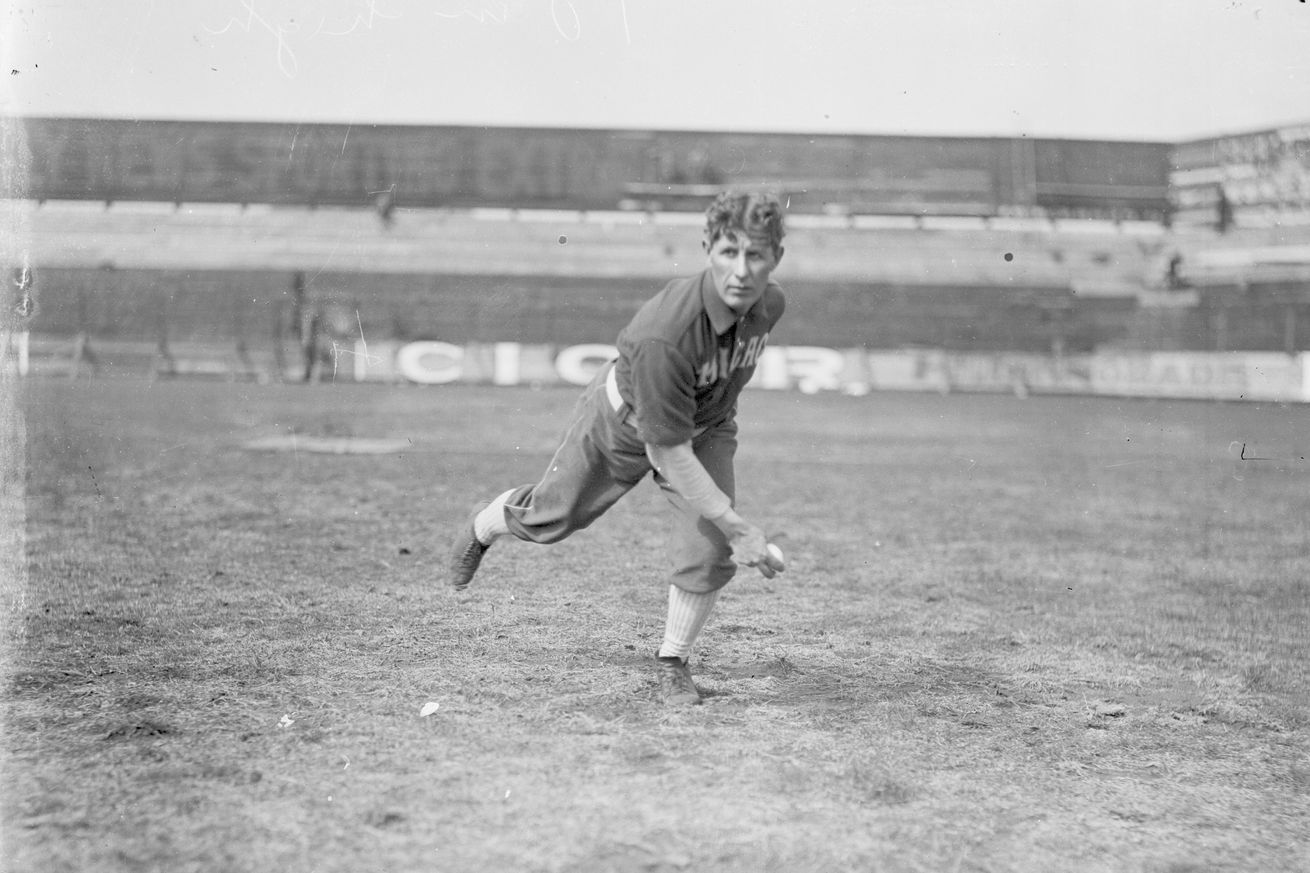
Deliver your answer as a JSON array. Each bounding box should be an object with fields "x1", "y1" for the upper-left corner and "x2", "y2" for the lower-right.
[{"x1": 3, "y1": 380, "x2": 1308, "y2": 872}]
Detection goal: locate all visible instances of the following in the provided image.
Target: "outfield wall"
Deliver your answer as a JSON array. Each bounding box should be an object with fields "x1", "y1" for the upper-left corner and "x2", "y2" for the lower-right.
[
  {"x1": 10, "y1": 333, "x2": 1306, "y2": 403},
  {"x1": 19, "y1": 268, "x2": 1137, "y2": 354},
  {"x1": 339, "y1": 341, "x2": 1310, "y2": 403}
]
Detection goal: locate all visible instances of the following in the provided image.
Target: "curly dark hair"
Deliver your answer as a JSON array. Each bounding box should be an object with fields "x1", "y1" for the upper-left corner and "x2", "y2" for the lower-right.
[{"x1": 703, "y1": 191, "x2": 786, "y2": 254}]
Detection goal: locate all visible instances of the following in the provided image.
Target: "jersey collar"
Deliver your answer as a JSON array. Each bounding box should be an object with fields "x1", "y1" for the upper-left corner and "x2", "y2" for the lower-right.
[{"x1": 699, "y1": 269, "x2": 771, "y2": 335}]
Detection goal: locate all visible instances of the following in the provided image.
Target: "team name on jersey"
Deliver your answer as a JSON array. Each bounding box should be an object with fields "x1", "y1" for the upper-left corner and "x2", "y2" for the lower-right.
[{"x1": 696, "y1": 332, "x2": 769, "y2": 387}]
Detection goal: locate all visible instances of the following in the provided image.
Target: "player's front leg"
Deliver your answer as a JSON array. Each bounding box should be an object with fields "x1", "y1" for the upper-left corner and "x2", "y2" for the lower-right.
[{"x1": 654, "y1": 582, "x2": 724, "y2": 705}]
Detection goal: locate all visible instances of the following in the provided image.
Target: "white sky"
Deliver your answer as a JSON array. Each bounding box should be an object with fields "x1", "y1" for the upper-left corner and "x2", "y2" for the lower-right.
[{"x1": 2, "y1": 0, "x2": 1309, "y2": 142}]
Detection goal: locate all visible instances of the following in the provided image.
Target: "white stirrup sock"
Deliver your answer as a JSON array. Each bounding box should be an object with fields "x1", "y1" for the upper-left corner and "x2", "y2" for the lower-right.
[
  {"x1": 658, "y1": 585, "x2": 722, "y2": 661},
  {"x1": 473, "y1": 489, "x2": 515, "y2": 545}
]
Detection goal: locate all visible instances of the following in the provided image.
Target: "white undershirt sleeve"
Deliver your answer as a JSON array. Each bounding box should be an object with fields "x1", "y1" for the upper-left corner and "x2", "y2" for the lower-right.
[{"x1": 645, "y1": 441, "x2": 732, "y2": 521}]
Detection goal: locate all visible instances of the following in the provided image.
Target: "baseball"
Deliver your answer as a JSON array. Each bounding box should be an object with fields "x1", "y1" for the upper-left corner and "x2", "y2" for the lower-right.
[{"x1": 767, "y1": 542, "x2": 785, "y2": 568}]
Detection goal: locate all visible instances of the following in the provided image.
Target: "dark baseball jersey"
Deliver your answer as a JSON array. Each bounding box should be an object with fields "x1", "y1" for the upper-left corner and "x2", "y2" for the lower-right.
[{"x1": 613, "y1": 269, "x2": 786, "y2": 447}]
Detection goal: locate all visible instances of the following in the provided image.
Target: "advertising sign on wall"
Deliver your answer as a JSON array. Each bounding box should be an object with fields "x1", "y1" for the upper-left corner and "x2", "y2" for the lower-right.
[
  {"x1": 9, "y1": 332, "x2": 1306, "y2": 403},
  {"x1": 345, "y1": 339, "x2": 1310, "y2": 403},
  {"x1": 1171, "y1": 122, "x2": 1310, "y2": 224}
]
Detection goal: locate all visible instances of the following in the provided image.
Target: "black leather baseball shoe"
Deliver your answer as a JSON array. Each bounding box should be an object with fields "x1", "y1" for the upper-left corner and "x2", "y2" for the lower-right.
[
  {"x1": 656, "y1": 655, "x2": 703, "y2": 705},
  {"x1": 449, "y1": 513, "x2": 489, "y2": 591}
]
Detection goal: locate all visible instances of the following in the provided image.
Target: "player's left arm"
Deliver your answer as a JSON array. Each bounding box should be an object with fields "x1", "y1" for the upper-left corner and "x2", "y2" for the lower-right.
[{"x1": 645, "y1": 441, "x2": 784, "y2": 577}]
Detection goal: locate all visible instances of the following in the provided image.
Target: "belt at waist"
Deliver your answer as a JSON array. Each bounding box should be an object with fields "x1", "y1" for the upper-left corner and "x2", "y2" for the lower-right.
[
  {"x1": 605, "y1": 363, "x2": 708, "y2": 438},
  {"x1": 605, "y1": 362, "x2": 625, "y2": 413}
]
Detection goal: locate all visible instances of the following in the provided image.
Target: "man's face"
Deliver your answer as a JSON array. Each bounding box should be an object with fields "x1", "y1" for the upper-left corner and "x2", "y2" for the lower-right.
[{"x1": 705, "y1": 229, "x2": 783, "y2": 314}]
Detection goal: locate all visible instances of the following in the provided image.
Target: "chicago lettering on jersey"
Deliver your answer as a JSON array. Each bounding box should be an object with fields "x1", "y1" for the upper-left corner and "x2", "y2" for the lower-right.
[{"x1": 697, "y1": 333, "x2": 770, "y2": 387}]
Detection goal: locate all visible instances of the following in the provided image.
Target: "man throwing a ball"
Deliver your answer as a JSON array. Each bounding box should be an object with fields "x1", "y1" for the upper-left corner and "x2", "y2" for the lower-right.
[{"x1": 449, "y1": 191, "x2": 788, "y2": 705}]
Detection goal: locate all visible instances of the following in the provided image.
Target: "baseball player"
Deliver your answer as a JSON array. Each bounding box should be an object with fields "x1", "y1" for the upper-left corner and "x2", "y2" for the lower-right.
[{"x1": 449, "y1": 191, "x2": 788, "y2": 705}]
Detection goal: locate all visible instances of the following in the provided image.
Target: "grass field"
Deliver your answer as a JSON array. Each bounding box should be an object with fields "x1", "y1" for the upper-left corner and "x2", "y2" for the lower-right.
[{"x1": 3, "y1": 377, "x2": 1308, "y2": 873}]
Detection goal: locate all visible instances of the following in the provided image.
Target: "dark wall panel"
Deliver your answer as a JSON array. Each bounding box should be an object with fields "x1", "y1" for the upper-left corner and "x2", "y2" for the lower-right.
[
  {"x1": 7, "y1": 117, "x2": 1172, "y2": 219},
  {"x1": 28, "y1": 267, "x2": 1137, "y2": 353}
]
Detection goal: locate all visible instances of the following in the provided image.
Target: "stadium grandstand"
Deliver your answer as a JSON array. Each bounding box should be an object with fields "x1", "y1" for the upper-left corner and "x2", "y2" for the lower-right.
[{"x1": 3, "y1": 117, "x2": 1308, "y2": 384}]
